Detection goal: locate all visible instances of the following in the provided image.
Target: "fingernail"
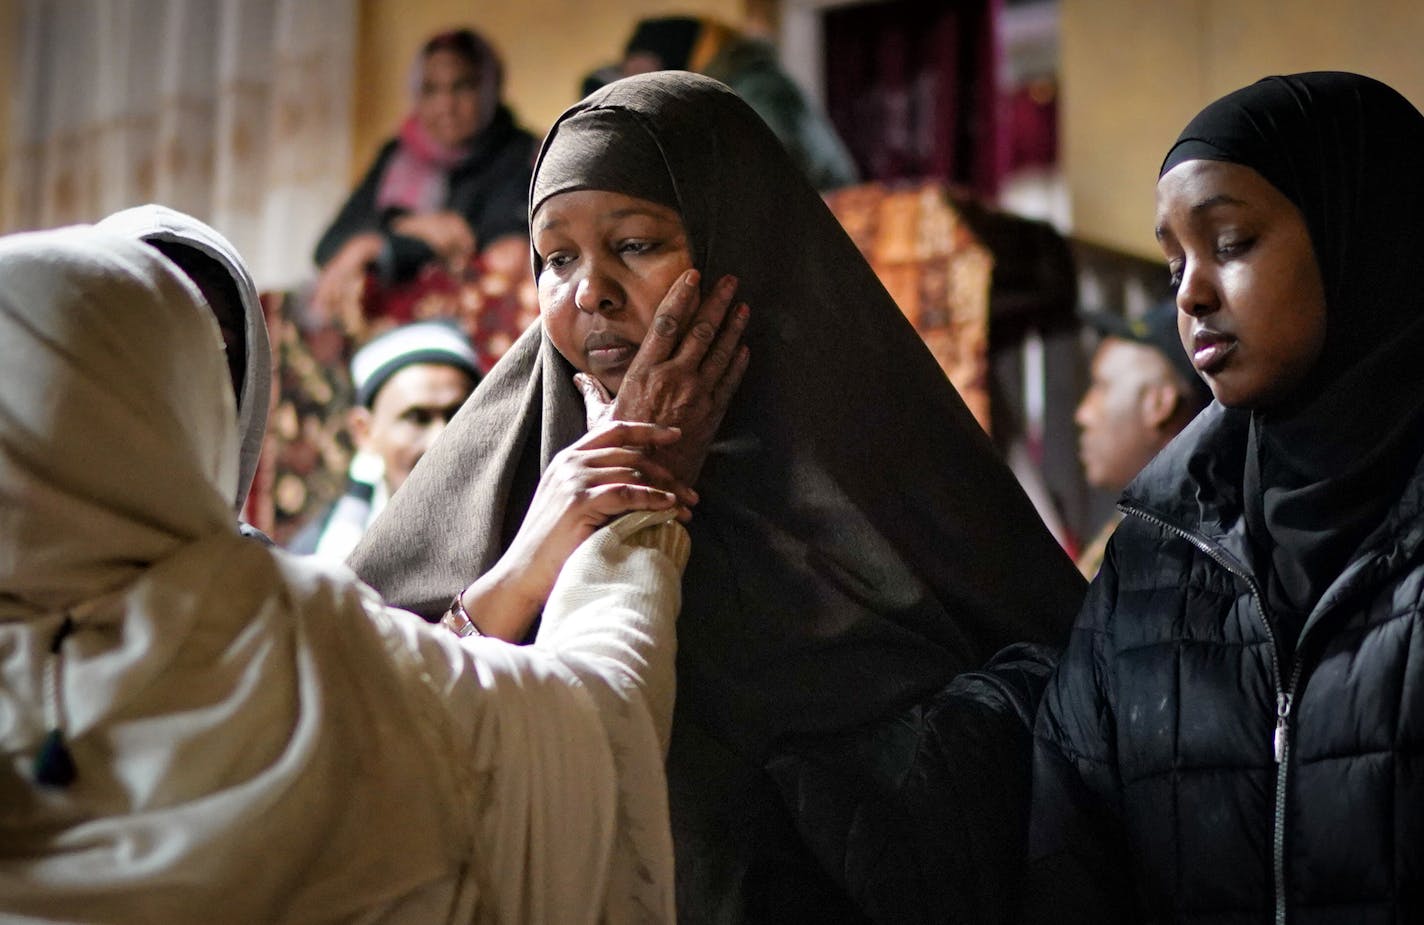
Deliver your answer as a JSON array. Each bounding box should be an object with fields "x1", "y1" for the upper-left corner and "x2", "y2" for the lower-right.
[
  {"x1": 737, "y1": 303, "x2": 750, "y2": 321},
  {"x1": 721, "y1": 274, "x2": 739, "y2": 292},
  {"x1": 687, "y1": 488, "x2": 700, "y2": 504},
  {"x1": 683, "y1": 269, "x2": 700, "y2": 289}
]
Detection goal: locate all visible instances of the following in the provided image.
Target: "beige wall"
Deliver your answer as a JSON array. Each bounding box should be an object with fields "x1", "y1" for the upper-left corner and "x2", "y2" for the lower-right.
[
  {"x1": 353, "y1": 0, "x2": 745, "y2": 181},
  {"x1": 1062, "y1": 0, "x2": 1424, "y2": 259}
]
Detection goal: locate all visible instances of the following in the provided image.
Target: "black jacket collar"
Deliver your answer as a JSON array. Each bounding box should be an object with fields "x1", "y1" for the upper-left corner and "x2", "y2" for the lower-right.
[{"x1": 1120, "y1": 402, "x2": 1424, "y2": 624}]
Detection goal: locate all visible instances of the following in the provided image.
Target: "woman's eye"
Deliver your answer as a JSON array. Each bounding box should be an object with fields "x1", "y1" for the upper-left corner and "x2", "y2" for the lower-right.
[
  {"x1": 543, "y1": 253, "x2": 574, "y2": 270},
  {"x1": 1166, "y1": 263, "x2": 1183, "y2": 290},
  {"x1": 619, "y1": 240, "x2": 657, "y2": 256},
  {"x1": 1216, "y1": 237, "x2": 1254, "y2": 258}
]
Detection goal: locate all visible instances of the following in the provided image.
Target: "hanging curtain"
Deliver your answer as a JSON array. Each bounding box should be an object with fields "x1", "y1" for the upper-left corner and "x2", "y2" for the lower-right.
[
  {"x1": 823, "y1": 0, "x2": 1005, "y2": 197},
  {"x1": 1, "y1": 0, "x2": 355, "y2": 289}
]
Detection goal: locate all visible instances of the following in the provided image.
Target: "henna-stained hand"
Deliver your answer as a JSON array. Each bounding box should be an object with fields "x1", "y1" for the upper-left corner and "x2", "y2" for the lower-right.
[
  {"x1": 610, "y1": 268, "x2": 751, "y2": 486},
  {"x1": 456, "y1": 420, "x2": 692, "y2": 641}
]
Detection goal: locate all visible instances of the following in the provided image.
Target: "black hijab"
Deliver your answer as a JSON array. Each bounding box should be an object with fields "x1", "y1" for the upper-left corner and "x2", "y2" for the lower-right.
[
  {"x1": 1160, "y1": 72, "x2": 1424, "y2": 629},
  {"x1": 352, "y1": 71, "x2": 1083, "y2": 915}
]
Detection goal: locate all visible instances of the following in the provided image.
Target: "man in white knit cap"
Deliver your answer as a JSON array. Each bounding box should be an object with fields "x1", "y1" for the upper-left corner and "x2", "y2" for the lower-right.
[{"x1": 292, "y1": 321, "x2": 480, "y2": 560}]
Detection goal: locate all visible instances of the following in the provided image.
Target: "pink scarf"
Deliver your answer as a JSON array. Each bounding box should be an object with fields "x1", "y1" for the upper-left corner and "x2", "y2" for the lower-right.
[{"x1": 375, "y1": 114, "x2": 472, "y2": 214}]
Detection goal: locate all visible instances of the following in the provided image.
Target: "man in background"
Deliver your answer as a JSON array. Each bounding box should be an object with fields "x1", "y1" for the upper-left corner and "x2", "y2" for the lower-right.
[
  {"x1": 291, "y1": 321, "x2": 480, "y2": 560},
  {"x1": 1074, "y1": 300, "x2": 1212, "y2": 577}
]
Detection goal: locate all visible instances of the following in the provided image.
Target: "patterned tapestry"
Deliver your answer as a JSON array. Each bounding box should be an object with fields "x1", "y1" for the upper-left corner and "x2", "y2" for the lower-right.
[{"x1": 824, "y1": 180, "x2": 993, "y2": 431}]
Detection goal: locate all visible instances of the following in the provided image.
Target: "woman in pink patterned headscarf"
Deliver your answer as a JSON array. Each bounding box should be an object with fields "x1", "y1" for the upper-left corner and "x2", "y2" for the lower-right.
[{"x1": 312, "y1": 28, "x2": 535, "y2": 316}]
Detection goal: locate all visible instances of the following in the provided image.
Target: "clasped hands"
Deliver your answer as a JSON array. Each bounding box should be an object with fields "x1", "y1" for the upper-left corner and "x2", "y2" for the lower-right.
[{"x1": 311, "y1": 212, "x2": 478, "y2": 321}]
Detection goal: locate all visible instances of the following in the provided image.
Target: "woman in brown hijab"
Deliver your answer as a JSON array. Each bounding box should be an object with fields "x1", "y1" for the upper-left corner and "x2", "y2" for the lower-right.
[{"x1": 351, "y1": 72, "x2": 1084, "y2": 923}]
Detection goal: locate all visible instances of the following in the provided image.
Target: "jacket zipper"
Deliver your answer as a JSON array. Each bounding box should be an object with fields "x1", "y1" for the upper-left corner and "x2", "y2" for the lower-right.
[
  {"x1": 1271, "y1": 658, "x2": 1304, "y2": 925},
  {"x1": 1120, "y1": 504, "x2": 1296, "y2": 925}
]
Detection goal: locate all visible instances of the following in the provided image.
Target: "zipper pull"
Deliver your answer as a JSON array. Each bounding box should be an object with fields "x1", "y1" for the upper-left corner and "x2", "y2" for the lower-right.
[{"x1": 1273, "y1": 691, "x2": 1293, "y2": 764}]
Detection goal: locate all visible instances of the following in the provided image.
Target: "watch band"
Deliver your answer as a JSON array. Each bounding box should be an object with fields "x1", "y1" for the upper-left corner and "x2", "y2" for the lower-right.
[{"x1": 441, "y1": 589, "x2": 482, "y2": 638}]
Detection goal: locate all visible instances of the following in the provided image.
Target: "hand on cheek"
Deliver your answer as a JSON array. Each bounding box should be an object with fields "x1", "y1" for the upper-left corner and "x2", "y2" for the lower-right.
[{"x1": 611, "y1": 268, "x2": 752, "y2": 487}]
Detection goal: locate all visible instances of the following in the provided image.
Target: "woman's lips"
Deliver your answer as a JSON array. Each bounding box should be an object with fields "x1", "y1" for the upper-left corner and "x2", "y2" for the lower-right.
[
  {"x1": 589, "y1": 344, "x2": 636, "y2": 367},
  {"x1": 1191, "y1": 329, "x2": 1237, "y2": 374},
  {"x1": 585, "y1": 333, "x2": 637, "y2": 370}
]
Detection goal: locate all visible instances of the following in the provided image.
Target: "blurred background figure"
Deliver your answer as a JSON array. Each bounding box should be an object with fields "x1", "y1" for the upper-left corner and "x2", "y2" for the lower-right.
[
  {"x1": 579, "y1": 62, "x2": 624, "y2": 98},
  {"x1": 290, "y1": 320, "x2": 480, "y2": 560},
  {"x1": 613, "y1": 15, "x2": 859, "y2": 191},
  {"x1": 1073, "y1": 300, "x2": 1211, "y2": 577},
  {"x1": 95, "y1": 204, "x2": 275, "y2": 546},
  {"x1": 312, "y1": 27, "x2": 536, "y2": 321}
]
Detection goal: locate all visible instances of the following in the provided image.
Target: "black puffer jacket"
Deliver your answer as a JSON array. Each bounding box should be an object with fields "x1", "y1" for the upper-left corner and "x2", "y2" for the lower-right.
[{"x1": 1024, "y1": 403, "x2": 1424, "y2": 923}]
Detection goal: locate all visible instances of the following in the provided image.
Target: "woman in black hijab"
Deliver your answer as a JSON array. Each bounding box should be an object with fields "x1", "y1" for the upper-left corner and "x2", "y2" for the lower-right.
[
  {"x1": 352, "y1": 72, "x2": 1083, "y2": 922},
  {"x1": 1026, "y1": 72, "x2": 1424, "y2": 923}
]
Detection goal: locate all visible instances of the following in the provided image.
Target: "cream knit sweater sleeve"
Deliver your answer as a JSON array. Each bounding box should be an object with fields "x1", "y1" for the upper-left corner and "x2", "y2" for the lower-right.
[
  {"x1": 536, "y1": 509, "x2": 690, "y2": 754},
  {"x1": 526, "y1": 509, "x2": 688, "y2": 923},
  {"x1": 360, "y1": 510, "x2": 689, "y2": 924}
]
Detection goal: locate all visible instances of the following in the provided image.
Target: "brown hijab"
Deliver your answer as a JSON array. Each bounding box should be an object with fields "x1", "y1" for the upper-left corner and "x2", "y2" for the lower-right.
[{"x1": 351, "y1": 71, "x2": 1083, "y2": 916}]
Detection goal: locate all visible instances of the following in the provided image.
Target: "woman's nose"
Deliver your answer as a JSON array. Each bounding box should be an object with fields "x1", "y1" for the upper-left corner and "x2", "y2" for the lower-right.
[
  {"x1": 1175, "y1": 260, "x2": 1218, "y2": 318},
  {"x1": 574, "y1": 270, "x2": 622, "y2": 315}
]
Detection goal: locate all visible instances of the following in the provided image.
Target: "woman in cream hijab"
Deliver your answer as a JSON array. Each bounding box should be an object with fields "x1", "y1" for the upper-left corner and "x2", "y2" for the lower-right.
[
  {"x1": 0, "y1": 226, "x2": 707, "y2": 922},
  {"x1": 94, "y1": 203, "x2": 274, "y2": 542}
]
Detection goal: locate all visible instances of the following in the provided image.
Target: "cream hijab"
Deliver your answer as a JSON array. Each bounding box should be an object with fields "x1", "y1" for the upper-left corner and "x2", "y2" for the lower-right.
[
  {"x1": 0, "y1": 227, "x2": 239, "y2": 612},
  {"x1": 94, "y1": 204, "x2": 271, "y2": 515},
  {"x1": 0, "y1": 229, "x2": 675, "y2": 922}
]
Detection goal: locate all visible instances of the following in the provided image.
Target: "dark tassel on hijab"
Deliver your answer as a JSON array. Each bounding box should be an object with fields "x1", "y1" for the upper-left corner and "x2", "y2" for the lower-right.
[{"x1": 33, "y1": 614, "x2": 77, "y2": 787}]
